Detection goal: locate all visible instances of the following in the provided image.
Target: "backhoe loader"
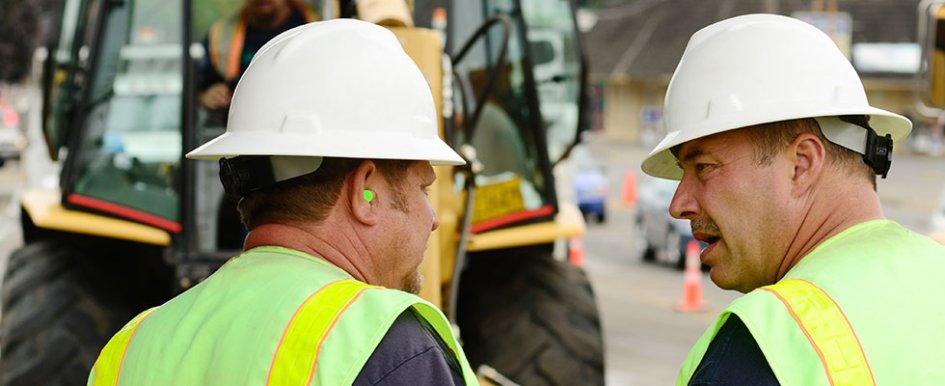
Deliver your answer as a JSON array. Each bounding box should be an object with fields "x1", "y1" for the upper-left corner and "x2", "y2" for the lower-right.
[{"x1": 1, "y1": 1, "x2": 604, "y2": 384}]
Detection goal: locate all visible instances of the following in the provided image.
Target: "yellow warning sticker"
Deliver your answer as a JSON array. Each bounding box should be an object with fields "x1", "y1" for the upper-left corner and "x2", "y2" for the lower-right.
[{"x1": 472, "y1": 176, "x2": 526, "y2": 224}]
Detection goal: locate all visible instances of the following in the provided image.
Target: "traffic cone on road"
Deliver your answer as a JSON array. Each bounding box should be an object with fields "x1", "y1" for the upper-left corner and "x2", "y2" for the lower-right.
[
  {"x1": 568, "y1": 237, "x2": 585, "y2": 267},
  {"x1": 677, "y1": 240, "x2": 705, "y2": 312},
  {"x1": 621, "y1": 170, "x2": 637, "y2": 207}
]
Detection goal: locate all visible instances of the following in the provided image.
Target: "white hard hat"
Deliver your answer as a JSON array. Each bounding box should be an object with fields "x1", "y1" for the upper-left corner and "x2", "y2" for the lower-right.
[
  {"x1": 641, "y1": 14, "x2": 912, "y2": 179},
  {"x1": 187, "y1": 19, "x2": 464, "y2": 172}
]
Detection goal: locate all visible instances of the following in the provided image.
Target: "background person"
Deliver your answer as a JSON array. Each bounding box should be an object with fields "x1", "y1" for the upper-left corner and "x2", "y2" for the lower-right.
[
  {"x1": 198, "y1": 0, "x2": 318, "y2": 249},
  {"x1": 197, "y1": 0, "x2": 317, "y2": 111},
  {"x1": 88, "y1": 19, "x2": 478, "y2": 385},
  {"x1": 640, "y1": 14, "x2": 945, "y2": 385}
]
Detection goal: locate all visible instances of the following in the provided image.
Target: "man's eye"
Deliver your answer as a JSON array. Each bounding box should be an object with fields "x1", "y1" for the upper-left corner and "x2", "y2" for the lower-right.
[{"x1": 695, "y1": 163, "x2": 712, "y2": 172}]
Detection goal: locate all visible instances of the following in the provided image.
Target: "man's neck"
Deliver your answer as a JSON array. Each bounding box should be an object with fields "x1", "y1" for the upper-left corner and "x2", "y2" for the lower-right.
[
  {"x1": 775, "y1": 178, "x2": 884, "y2": 279},
  {"x1": 244, "y1": 223, "x2": 317, "y2": 254},
  {"x1": 243, "y1": 222, "x2": 371, "y2": 283}
]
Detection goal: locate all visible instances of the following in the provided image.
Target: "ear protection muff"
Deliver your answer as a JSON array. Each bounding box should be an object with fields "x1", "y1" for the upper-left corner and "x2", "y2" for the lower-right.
[
  {"x1": 219, "y1": 156, "x2": 276, "y2": 197},
  {"x1": 862, "y1": 129, "x2": 893, "y2": 179}
]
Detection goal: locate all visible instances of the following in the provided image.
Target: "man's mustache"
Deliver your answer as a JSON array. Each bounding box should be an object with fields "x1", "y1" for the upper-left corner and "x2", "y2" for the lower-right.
[{"x1": 691, "y1": 217, "x2": 721, "y2": 235}]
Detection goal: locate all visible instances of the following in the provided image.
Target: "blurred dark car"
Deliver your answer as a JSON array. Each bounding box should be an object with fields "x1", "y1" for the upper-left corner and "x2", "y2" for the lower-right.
[
  {"x1": 632, "y1": 174, "x2": 704, "y2": 269},
  {"x1": 572, "y1": 146, "x2": 608, "y2": 223}
]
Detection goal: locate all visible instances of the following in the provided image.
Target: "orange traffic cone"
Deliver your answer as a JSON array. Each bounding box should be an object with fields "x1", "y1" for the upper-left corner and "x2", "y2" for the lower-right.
[
  {"x1": 621, "y1": 170, "x2": 637, "y2": 207},
  {"x1": 677, "y1": 240, "x2": 705, "y2": 312},
  {"x1": 568, "y1": 237, "x2": 585, "y2": 267}
]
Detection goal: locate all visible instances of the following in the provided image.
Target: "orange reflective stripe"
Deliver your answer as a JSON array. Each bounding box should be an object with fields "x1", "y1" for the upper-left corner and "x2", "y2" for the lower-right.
[
  {"x1": 762, "y1": 279, "x2": 875, "y2": 386},
  {"x1": 92, "y1": 307, "x2": 157, "y2": 386},
  {"x1": 266, "y1": 279, "x2": 373, "y2": 386},
  {"x1": 225, "y1": 18, "x2": 246, "y2": 79}
]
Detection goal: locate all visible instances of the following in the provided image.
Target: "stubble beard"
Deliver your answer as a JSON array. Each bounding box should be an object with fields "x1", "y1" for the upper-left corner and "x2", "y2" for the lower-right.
[{"x1": 401, "y1": 269, "x2": 424, "y2": 295}]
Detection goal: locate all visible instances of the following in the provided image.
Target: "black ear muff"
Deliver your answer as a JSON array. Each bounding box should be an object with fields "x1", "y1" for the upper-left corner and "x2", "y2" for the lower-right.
[
  {"x1": 862, "y1": 130, "x2": 893, "y2": 179},
  {"x1": 219, "y1": 156, "x2": 276, "y2": 197}
]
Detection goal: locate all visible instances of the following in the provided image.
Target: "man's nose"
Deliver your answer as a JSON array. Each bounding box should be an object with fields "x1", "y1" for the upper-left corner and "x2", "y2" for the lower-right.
[{"x1": 669, "y1": 176, "x2": 699, "y2": 220}]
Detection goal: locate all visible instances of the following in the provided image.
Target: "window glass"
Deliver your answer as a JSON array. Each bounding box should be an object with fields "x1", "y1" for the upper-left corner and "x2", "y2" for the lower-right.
[
  {"x1": 451, "y1": 0, "x2": 550, "y2": 227},
  {"x1": 521, "y1": 0, "x2": 582, "y2": 162},
  {"x1": 71, "y1": 0, "x2": 183, "y2": 223}
]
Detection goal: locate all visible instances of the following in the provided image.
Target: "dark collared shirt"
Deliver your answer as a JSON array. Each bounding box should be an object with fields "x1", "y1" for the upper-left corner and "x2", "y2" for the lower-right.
[
  {"x1": 354, "y1": 309, "x2": 464, "y2": 385},
  {"x1": 689, "y1": 315, "x2": 780, "y2": 386}
]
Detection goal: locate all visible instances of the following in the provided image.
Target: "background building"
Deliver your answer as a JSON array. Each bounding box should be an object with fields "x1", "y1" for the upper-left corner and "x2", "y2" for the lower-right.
[{"x1": 580, "y1": 0, "x2": 932, "y2": 153}]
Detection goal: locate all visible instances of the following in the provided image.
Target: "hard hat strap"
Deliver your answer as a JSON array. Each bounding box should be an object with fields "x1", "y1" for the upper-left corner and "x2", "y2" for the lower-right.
[
  {"x1": 219, "y1": 156, "x2": 325, "y2": 197},
  {"x1": 220, "y1": 156, "x2": 276, "y2": 197},
  {"x1": 816, "y1": 117, "x2": 893, "y2": 178}
]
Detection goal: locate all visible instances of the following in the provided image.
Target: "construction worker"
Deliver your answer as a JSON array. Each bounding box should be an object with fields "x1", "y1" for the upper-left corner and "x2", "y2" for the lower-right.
[
  {"x1": 88, "y1": 19, "x2": 479, "y2": 385},
  {"x1": 197, "y1": 0, "x2": 317, "y2": 111},
  {"x1": 640, "y1": 14, "x2": 945, "y2": 385}
]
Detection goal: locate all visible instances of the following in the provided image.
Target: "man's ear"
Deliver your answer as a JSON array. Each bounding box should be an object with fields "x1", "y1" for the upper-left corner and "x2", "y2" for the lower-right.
[
  {"x1": 349, "y1": 160, "x2": 380, "y2": 225},
  {"x1": 789, "y1": 133, "x2": 826, "y2": 195}
]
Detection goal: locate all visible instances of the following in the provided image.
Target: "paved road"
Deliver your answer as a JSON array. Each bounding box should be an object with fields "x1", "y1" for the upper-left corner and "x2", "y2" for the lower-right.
[
  {"x1": 576, "y1": 137, "x2": 737, "y2": 385},
  {"x1": 584, "y1": 207, "x2": 739, "y2": 386}
]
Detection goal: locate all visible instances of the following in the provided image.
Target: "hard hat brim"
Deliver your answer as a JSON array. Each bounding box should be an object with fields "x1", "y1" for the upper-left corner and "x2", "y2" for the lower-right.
[
  {"x1": 187, "y1": 130, "x2": 466, "y2": 166},
  {"x1": 641, "y1": 108, "x2": 912, "y2": 180}
]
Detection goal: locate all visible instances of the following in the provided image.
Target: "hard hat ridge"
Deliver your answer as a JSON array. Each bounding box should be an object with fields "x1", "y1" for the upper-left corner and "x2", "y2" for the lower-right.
[
  {"x1": 186, "y1": 18, "x2": 465, "y2": 168},
  {"x1": 641, "y1": 13, "x2": 911, "y2": 179}
]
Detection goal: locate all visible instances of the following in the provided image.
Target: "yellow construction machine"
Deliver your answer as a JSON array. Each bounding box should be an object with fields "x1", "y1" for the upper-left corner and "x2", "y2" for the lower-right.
[
  {"x1": 1, "y1": 1, "x2": 604, "y2": 384},
  {"x1": 916, "y1": 0, "x2": 945, "y2": 246}
]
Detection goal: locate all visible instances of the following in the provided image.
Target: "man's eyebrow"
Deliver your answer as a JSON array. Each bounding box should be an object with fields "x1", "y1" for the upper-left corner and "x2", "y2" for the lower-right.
[{"x1": 677, "y1": 148, "x2": 704, "y2": 165}]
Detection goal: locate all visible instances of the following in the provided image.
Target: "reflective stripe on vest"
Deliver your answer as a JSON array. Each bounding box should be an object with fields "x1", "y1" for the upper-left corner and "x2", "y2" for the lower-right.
[
  {"x1": 91, "y1": 307, "x2": 157, "y2": 386},
  {"x1": 87, "y1": 246, "x2": 480, "y2": 385},
  {"x1": 761, "y1": 278, "x2": 875, "y2": 386},
  {"x1": 267, "y1": 279, "x2": 374, "y2": 385},
  {"x1": 412, "y1": 302, "x2": 470, "y2": 377},
  {"x1": 208, "y1": 14, "x2": 246, "y2": 80}
]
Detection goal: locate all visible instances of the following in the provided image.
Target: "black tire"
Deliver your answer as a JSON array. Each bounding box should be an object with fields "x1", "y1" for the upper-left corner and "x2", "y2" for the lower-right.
[
  {"x1": 458, "y1": 249, "x2": 605, "y2": 386},
  {"x1": 1, "y1": 241, "x2": 132, "y2": 386}
]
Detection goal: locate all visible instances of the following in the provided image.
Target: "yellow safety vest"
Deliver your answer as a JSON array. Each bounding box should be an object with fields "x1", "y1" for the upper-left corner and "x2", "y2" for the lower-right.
[
  {"x1": 678, "y1": 220, "x2": 945, "y2": 385},
  {"x1": 88, "y1": 246, "x2": 479, "y2": 385}
]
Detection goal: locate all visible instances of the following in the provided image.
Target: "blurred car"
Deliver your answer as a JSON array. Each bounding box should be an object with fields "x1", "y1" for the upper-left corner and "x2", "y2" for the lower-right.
[
  {"x1": 0, "y1": 96, "x2": 25, "y2": 166},
  {"x1": 571, "y1": 145, "x2": 608, "y2": 223},
  {"x1": 632, "y1": 174, "x2": 704, "y2": 269}
]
